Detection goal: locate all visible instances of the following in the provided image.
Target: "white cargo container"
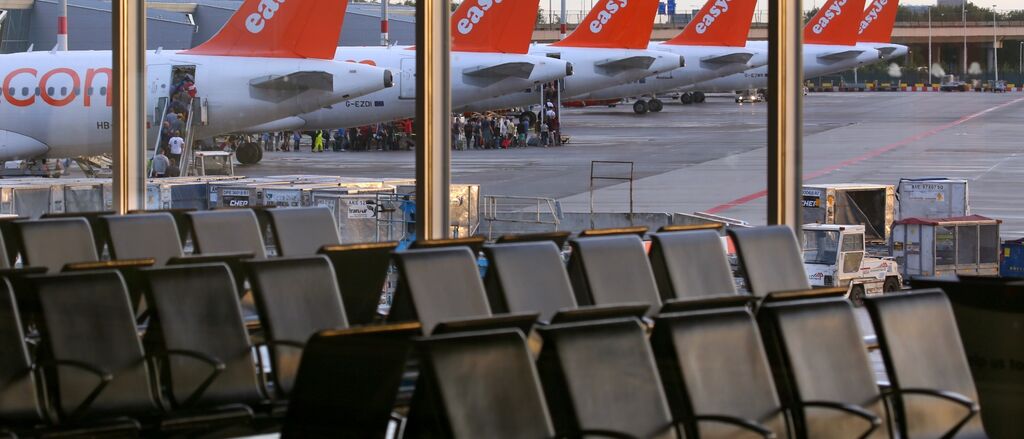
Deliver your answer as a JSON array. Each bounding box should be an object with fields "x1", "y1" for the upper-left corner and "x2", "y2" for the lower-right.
[
  {"x1": 802, "y1": 184, "x2": 895, "y2": 243},
  {"x1": 896, "y1": 178, "x2": 969, "y2": 220},
  {"x1": 890, "y1": 215, "x2": 1001, "y2": 279}
]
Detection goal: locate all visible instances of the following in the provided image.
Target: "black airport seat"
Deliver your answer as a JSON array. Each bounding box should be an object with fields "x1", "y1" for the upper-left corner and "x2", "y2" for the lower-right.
[
  {"x1": 405, "y1": 328, "x2": 557, "y2": 438},
  {"x1": 130, "y1": 208, "x2": 195, "y2": 245},
  {"x1": 757, "y1": 296, "x2": 889, "y2": 439},
  {"x1": 409, "y1": 235, "x2": 486, "y2": 256},
  {"x1": 0, "y1": 218, "x2": 24, "y2": 268},
  {"x1": 483, "y1": 241, "x2": 577, "y2": 322},
  {"x1": 567, "y1": 233, "x2": 662, "y2": 314},
  {"x1": 41, "y1": 211, "x2": 114, "y2": 257},
  {"x1": 14, "y1": 218, "x2": 99, "y2": 273},
  {"x1": 391, "y1": 247, "x2": 537, "y2": 334},
  {"x1": 282, "y1": 323, "x2": 421, "y2": 438},
  {"x1": 536, "y1": 318, "x2": 679, "y2": 439},
  {"x1": 186, "y1": 210, "x2": 267, "y2": 259},
  {"x1": 483, "y1": 241, "x2": 648, "y2": 324},
  {"x1": 910, "y1": 277, "x2": 1024, "y2": 438},
  {"x1": 100, "y1": 213, "x2": 183, "y2": 266},
  {"x1": 649, "y1": 228, "x2": 740, "y2": 301},
  {"x1": 865, "y1": 290, "x2": 985, "y2": 439},
  {"x1": 651, "y1": 298, "x2": 788, "y2": 439},
  {"x1": 0, "y1": 279, "x2": 47, "y2": 435},
  {"x1": 142, "y1": 263, "x2": 263, "y2": 421},
  {"x1": 496, "y1": 230, "x2": 572, "y2": 249},
  {"x1": 264, "y1": 207, "x2": 341, "y2": 257},
  {"x1": 319, "y1": 242, "x2": 397, "y2": 326},
  {"x1": 245, "y1": 256, "x2": 349, "y2": 399},
  {"x1": 728, "y1": 226, "x2": 811, "y2": 296},
  {"x1": 32, "y1": 271, "x2": 157, "y2": 433}
]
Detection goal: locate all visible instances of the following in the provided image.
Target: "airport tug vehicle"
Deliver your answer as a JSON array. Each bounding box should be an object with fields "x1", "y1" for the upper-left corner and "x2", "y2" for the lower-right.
[{"x1": 802, "y1": 224, "x2": 902, "y2": 305}]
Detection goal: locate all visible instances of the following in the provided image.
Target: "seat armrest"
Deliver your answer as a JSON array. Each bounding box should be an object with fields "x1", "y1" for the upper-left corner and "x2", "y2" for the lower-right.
[
  {"x1": 62, "y1": 258, "x2": 155, "y2": 272},
  {"x1": 147, "y1": 349, "x2": 226, "y2": 407},
  {"x1": 256, "y1": 339, "x2": 306, "y2": 350},
  {"x1": 882, "y1": 387, "x2": 979, "y2": 437},
  {"x1": 41, "y1": 359, "x2": 114, "y2": 419},
  {"x1": 801, "y1": 400, "x2": 880, "y2": 439},
  {"x1": 694, "y1": 414, "x2": 776, "y2": 438}
]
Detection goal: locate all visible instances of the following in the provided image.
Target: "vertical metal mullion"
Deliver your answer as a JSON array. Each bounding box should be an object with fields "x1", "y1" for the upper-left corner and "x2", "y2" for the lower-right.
[
  {"x1": 767, "y1": 0, "x2": 803, "y2": 234},
  {"x1": 415, "y1": 0, "x2": 451, "y2": 240},
  {"x1": 112, "y1": 0, "x2": 146, "y2": 214}
]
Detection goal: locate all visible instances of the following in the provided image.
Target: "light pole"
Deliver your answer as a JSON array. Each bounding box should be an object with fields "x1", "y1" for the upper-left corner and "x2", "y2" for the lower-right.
[
  {"x1": 993, "y1": 6, "x2": 999, "y2": 82},
  {"x1": 928, "y1": 7, "x2": 933, "y2": 83},
  {"x1": 963, "y1": 1, "x2": 968, "y2": 77},
  {"x1": 1018, "y1": 41, "x2": 1022, "y2": 79}
]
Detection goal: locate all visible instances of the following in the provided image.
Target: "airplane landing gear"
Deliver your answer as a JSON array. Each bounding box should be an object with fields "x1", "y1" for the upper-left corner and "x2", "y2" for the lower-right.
[
  {"x1": 236, "y1": 142, "x2": 263, "y2": 165},
  {"x1": 693, "y1": 92, "x2": 706, "y2": 103},
  {"x1": 680, "y1": 92, "x2": 694, "y2": 105},
  {"x1": 648, "y1": 99, "x2": 664, "y2": 112},
  {"x1": 633, "y1": 100, "x2": 649, "y2": 114}
]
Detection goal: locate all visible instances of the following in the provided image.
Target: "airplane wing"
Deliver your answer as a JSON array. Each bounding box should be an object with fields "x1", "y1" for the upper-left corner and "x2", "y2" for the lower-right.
[
  {"x1": 250, "y1": 71, "x2": 335, "y2": 92},
  {"x1": 700, "y1": 52, "x2": 755, "y2": 66},
  {"x1": 817, "y1": 50, "x2": 865, "y2": 62},
  {"x1": 872, "y1": 46, "x2": 899, "y2": 57},
  {"x1": 595, "y1": 56, "x2": 657, "y2": 72},
  {"x1": 249, "y1": 71, "x2": 335, "y2": 103},
  {"x1": 463, "y1": 62, "x2": 536, "y2": 80}
]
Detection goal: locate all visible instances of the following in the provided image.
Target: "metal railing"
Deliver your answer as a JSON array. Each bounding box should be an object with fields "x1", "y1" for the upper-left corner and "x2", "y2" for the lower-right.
[{"x1": 482, "y1": 195, "x2": 561, "y2": 239}]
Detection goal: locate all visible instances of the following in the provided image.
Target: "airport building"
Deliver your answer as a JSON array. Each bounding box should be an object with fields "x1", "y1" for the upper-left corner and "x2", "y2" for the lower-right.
[{"x1": 0, "y1": 0, "x2": 416, "y2": 53}]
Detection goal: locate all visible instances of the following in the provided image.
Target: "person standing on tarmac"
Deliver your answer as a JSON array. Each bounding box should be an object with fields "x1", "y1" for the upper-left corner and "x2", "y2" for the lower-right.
[{"x1": 313, "y1": 130, "x2": 325, "y2": 153}]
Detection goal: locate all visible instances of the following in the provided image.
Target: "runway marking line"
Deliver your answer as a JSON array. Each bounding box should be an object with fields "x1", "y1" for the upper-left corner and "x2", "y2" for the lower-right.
[{"x1": 706, "y1": 96, "x2": 1024, "y2": 214}]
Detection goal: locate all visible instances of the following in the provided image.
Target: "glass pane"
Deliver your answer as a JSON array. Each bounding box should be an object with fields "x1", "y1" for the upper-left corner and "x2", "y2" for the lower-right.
[
  {"x1": 803, "y1": 230, "x2": 840, "y2": 264},
  {"x1": 936, "y1": 226, "x2": 956, "y2": 266},
  {"x1": 958, "y1": 225, "x2": 979, "y2": 265},
  {"x1": 842, "y1": 233, "x2": 864, "y2": 252},
  {"x1": 980, "y1": 224, "x2": 999, "y2": 264},
  {"x1": 843, "y1": 252, "x2": 863, "y2": 274}
]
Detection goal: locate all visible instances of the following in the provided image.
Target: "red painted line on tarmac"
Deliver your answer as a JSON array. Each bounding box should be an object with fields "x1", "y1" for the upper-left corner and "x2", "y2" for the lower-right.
[{"x1": 706, "y1": 96, "x2": 1024, "y2": 215}]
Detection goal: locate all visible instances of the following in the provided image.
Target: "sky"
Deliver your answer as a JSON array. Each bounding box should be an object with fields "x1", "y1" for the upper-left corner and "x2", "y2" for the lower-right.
[{"x1": 552, "y1": 0, "x2": 1024, "y2": 14}]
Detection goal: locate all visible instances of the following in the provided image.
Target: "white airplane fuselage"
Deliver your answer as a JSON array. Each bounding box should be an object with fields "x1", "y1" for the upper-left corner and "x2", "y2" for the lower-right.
[
  {"x1": 245, "y1": 46, "x2": 573, "y2": 131},
  {"x1": 0, "y1": 50, "x2": 391, "y2": 160},
  {"x1": 461, "y1": 44, "x2": 684, "y2": 112}
]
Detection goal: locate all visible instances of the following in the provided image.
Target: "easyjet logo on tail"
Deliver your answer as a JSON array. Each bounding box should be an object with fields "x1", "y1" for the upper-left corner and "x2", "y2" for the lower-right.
[
  {"x1": 695, "y1": 0, "x2": 731, "y2": 34},
  {"x1": 812, "y1": 0, "x2": 847, "y2": 34},
  {"x1": 245, "y1": 0, "x2": 287, "y2": 34},
  {"x1": 859, "y1": 0, "x2": 888, "y2": 34},
  {"x1": 456, "y1": 0, "x2": 503, "y2": 35},
  {"x1": 589, "y1": 0, "x2": 629, "y2": 33}
]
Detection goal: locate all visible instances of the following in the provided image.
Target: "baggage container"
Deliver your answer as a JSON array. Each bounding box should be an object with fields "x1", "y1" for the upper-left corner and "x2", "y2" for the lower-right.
[
  {"x1": 1001, "y1": 239, "x2": 1024, "y2": 278},
  {"x1": 0, "y1": 183, "x2": 62, "y2": 218},
  {"x1": 802, "y1": 184, "x2": 895, "y2": 243},
  {"x1": 891, "y1": 215, "x2": 1001, "y2": 278},
  {"x1": 311, "y1": 186, "x2": 403, "y2": 243},
  {"x1": 897, "y1": 178, "x2": 969, "y2": 220},
  {"x1": 61, "y1": 180, "x2": 106, "y2": 213}
]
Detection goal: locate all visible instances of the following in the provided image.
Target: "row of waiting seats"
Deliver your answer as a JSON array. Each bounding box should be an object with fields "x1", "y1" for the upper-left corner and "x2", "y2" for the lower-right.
[{"x1": 0, "y1": 207, "x2": 993, "y2": 438}]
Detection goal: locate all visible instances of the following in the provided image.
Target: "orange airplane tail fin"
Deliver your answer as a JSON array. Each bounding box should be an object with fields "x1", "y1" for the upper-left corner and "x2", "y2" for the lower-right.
[
  {"x1": 185, "y1": 0, "x2": 348, "y2": 59},
  {"x1": 858, "y1": 0, "x2": 899, "y2": 43},
  {"x1": 804, "y1": 0, "x2": 866, "y2": 46},
  {"x1": 551, "y1": 0, "x2": 659, "y2": 49},
  {"x1": 664, "y1": 0, "x2": 757, "y2": 47},
  {"x1": 452, "y1": 0, "x2": 541, "y2": 53}
]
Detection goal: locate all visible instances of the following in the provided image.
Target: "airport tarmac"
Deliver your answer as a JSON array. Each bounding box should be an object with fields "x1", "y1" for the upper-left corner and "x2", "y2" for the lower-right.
[{"x1": 246, "y1": 92, "x2": 1024, "y2": 239}]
